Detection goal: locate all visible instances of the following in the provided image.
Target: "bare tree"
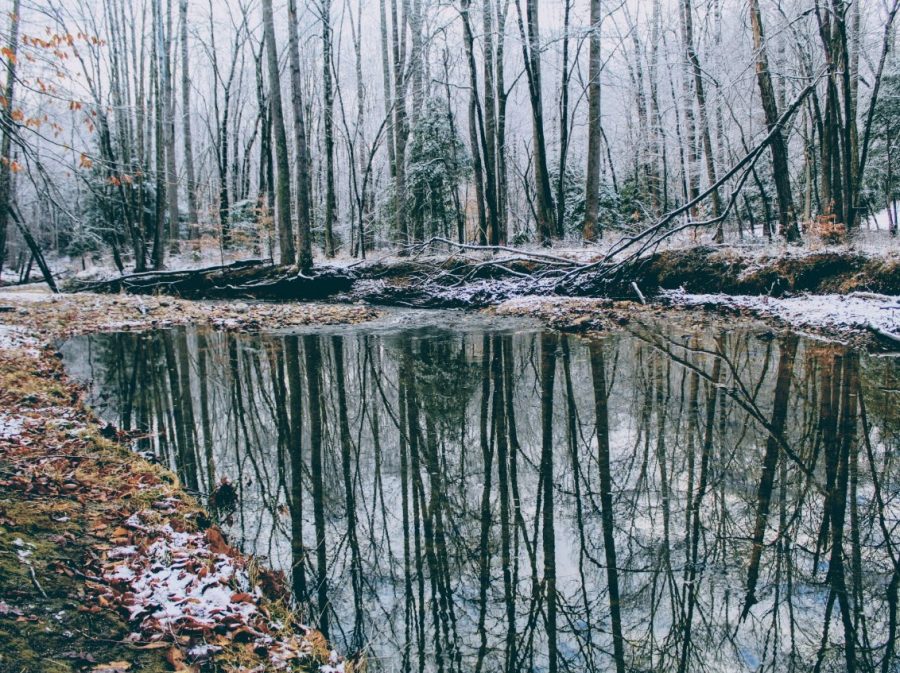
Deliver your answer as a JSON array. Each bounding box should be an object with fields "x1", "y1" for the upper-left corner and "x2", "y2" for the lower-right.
[
  {"x1": 261, "y1": 0, "x2": 297, "y2": 265},
  {"x1": 0, "y1": 0, "x2": 21, "y2": 279},
  {"x1": 583, "y1": 0, "x2": 602, "y2": 241}
]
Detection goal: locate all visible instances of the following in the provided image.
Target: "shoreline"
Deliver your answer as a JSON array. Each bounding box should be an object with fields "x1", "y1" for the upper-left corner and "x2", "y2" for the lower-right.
[{"x1": 0, "y1": 295, "x2": 374, "y2": 673}]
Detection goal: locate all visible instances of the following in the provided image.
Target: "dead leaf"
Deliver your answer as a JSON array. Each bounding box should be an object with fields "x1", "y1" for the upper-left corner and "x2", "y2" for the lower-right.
[
  {"x1": 91, "y1": 662, "x2": 131, "y2": 673},
  {"x1": 204, "y1": 527, "x2": 230, "y2": 554}
]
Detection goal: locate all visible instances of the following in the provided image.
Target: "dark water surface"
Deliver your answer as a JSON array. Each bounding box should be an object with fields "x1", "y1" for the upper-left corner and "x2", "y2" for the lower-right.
[{"x1": 61, "y1": 311, "x2": 900, "y2": 673}]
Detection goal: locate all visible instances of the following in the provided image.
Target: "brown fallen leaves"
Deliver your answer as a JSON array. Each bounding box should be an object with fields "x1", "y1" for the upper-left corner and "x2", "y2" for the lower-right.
[
  {"x1": 0, "y1": 321, "x2": 348, "y2": 672},
  {"x1": 0, "y1": 288, "x2": 379, "y2": 342}
]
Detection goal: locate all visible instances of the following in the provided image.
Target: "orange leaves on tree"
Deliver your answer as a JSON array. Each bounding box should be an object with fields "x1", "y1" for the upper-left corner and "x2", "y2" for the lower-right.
[
  {"x1": 107, "y1": 174, "x2": 135, "y2": 187},
  {"x1": 1, "y1": 157, "x2": 22, "y2": 172},
  {"x1": 1, "y1": 47, "x2": 16, "y2": 64},
  {"x1": 79, "y1": 153, "x2": 93, "y2": 169}
]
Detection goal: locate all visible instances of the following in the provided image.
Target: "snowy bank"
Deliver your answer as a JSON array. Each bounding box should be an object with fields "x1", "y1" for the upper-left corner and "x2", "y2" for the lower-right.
[{"x1": 662, "y1": 290, "x2": 900, "y2": 343}]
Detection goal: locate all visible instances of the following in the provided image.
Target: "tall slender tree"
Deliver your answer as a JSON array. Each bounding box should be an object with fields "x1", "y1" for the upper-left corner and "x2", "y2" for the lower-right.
[
  {"x1": 0, "y1": 0, "x2": 22, "y2": 279},
  {"x1": 583, "y1": 0, "x2": 602, "y2": 241},
  {"x1": 516, "y1": 0, "x2": 555, "y2": 244},
  {"x1": 749, "y1": 0, "x2": 800, "y2": 241},
  {"x1": 286, "y1": 0, "x2": 313, "y2": 270},
  {"x1": 261, "y1": 0, "x2": 297, "y2": 265},
  {"x1": 321, "y1": 0, "x2": 337, "y2": 257},
  {"x1": 179, "y1": 0, "x2": 200, "y2": 249}
]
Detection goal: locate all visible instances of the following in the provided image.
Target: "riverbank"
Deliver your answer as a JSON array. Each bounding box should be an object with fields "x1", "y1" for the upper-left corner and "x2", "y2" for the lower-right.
[
  {"x1": 65, "y1": 244, "x2": 900, "y2": 306},
  {"x1": 491, "y1": 290, "x2": 900, "y2": 350},
  {"x1": 0, "y1": 293, "x2": 376, "y2": 673}
]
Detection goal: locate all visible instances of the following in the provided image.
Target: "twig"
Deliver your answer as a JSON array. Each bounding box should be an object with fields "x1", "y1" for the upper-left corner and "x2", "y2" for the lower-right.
[
  {"x1": 631, "y1": 282, "x2": 646, "y2": 305},
  {"x1": 28, "y1": 564, "x2": 48, "y2": 599},
  {"x1": 409, "y1": 236, "x2": 581, "y2": 266}
]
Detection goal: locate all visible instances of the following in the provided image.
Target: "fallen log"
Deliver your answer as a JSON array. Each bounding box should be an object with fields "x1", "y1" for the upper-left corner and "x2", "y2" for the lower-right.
[
  {"x1": 65, "y1": 248, "x2": 898, "y2": 311},
  {"x1": 67, "y1": 259, "x2": 355, "y2": 300}
]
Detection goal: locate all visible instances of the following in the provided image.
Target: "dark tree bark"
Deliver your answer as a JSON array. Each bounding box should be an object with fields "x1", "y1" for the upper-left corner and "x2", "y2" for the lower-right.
[
  {"x1": 321, "y1": 0, "x2": 337, "y2": 257},
  {"x1": 179, "y1": 0, "x2": 200, "y2": 248},
  {"x1": 583, "y1": 0, "x2": 602, "y2": 241},
  {"x1": 516, "y1": 0, "x2": 556, "y2": 244},
  {"x1": 286, "y1": 0, "x2": 314, "y2": 270},
  {"x1": 749, "y1": 0, "x2": 801, "y2": 242},
  {"x1": 588, "y1": 341, "x2": 626, "y2": 673},
  {"x1": 0, "y1": 0, "x2": 21, "y2": 280},
  {"x1": 680, "y1": 0, "x2": 722, "y2": 241},
  {"x1": 261, "y1": 0, "x2": 297, "y2": 265}
]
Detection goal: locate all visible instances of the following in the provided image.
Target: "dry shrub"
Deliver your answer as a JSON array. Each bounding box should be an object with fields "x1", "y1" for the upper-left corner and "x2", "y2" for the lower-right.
[{"x1": 805, "y1": 212, "x2": 848, "y2": 245}]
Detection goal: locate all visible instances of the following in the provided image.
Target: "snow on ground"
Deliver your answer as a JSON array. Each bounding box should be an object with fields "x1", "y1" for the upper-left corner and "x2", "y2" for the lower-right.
[
  {"x1": 0, "y1": 413, "x2": 25, "y2": 440},
  {"x1": 103, "y1": 509, "x2": 342, "y2": 671},
  {"x1": 663, "y1": 289, "x2": 900, "y2": 341},
  {"x1": 0, "y1": 285, "x2": 56, "y2": 303},
  {"x1": 0, "y1": 324, "x2": 40, "y2": 356}
]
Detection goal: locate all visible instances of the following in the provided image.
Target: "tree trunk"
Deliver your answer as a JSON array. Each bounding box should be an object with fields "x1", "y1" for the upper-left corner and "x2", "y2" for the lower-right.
[
  {"x1": 517, "y1": 0, "x2": 555, "y2": 244},
  {"x1": 162, "y1": 0, "x2": 180, "y2": 255},
  {"x1": 583, "y1": 0, "x2": 602, "y2": 241},
  {"x1": 681, "y1": 0, "x2": 722, "y2": 241},
  {"x1": 460, "y1": 0, "x2": 488, "y2": 245},
  {"x1": 481, "y1": 0, "x2": 501, "y2": 245},
  {"x1": 179, "y1": 0, "x2": 200, "y2": 249},
  {"x1": 151, "y1": 0, "x2": 168, "y2": 270},
  {"x1": 261, "y1": 0, "x2": 297, "y2": 265},
  {"x1": 0, "y1": 0, "x2": 21, "y2": 280},
  {"x1": 286, "y1": 0, "x2": 313, "y2": 270},
  {"x1": 390, "y1": 0, "x2": 409, "y2": 246},
  {"x1": 749, "y1": 0, "x2": 800, "y2": 241},
  {"x1": 321, "y1": 0, "x2": 337, "y2": 257},
  {"x1": 555, "y1": 0, "x2": 571, "y2": 239}
]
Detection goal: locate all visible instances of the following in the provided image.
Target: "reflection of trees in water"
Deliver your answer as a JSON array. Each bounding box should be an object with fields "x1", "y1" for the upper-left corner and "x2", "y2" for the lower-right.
[{"x1": 63, "y1": 323, "x2": 900, "y2": 673}]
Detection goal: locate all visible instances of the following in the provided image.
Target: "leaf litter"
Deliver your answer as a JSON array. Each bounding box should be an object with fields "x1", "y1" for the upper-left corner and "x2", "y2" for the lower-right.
[{"x1": 0, "y1": 291, "x2": 361, "y2": 671}]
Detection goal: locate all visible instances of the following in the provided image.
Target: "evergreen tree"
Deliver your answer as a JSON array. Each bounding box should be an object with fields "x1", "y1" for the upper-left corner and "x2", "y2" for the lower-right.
[{"x1": 405, "y1": 98, "x2": 469, "y2": 241}]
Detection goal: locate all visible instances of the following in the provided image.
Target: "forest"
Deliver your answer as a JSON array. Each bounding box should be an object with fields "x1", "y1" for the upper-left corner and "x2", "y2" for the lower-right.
[
  {"x1": 0, "y1": 1, "x2": 899, "y2": 672},
  {"x1": 0, "y1": 0, "x2": 898, "y2": 280}
]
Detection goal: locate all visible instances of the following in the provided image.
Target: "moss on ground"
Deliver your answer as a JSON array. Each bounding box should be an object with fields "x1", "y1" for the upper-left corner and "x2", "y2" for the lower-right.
[{"x1": 0, "y1": 321, "x2": 350, "y2": 671}]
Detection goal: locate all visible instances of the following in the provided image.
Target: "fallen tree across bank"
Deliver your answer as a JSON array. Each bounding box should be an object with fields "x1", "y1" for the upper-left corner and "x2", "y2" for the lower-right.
[{"x1": 67, "y1": 246, "x2": 900, "y2": 311}]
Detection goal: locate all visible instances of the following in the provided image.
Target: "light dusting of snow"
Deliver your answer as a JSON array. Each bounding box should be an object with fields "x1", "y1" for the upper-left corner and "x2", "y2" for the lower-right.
[
  {"x1": 0, "y1": 413, "x2": 25, "y2": 440},
  {"x1": 663, "y1": 290, "x2": 900, "y2": 340},
  {"x1": 107, "y1": 518, "x2": 259, "y2": 631},
  {"x1": 101, "y1": 510, "x2": 339, "y2": 671},
  {"x1": 0, "y1": 324, "x2": 39, "y2": 357}
]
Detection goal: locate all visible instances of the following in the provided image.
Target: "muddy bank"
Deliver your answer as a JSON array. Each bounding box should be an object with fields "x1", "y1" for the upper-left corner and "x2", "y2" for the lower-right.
[
  {"x1": 0, "y1": 286, "x2": 378, "y2": 340},
  {"x1": 0, "y1": 294, "x2": 374, "y2": 673},
  {"x1": 66, "y1": 246, "x2": 900, "y2": 308}
]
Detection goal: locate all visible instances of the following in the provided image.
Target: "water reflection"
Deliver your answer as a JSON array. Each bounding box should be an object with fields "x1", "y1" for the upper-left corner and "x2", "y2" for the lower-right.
[{"x1": 62, "y1": 316, "x2": 900, "y2": 673}]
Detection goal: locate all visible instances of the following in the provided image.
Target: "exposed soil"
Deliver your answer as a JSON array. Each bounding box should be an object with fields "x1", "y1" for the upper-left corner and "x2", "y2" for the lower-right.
[{"x1": 635, "y1": 247, "x2": 900, "y2": 296}]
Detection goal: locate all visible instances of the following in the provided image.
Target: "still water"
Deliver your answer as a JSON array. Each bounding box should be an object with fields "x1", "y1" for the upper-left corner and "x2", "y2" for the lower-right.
[{"x1": 61, "y1": 311, "x2": 899, "y2": 673}]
